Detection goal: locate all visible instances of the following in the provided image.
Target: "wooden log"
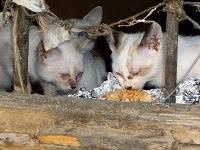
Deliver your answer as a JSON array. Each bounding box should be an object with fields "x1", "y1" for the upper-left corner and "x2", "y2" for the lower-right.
[
  {"x1": 0, "y1": 93, "x2": 200, "y2": 149},
  {"x1": 164, "y1": 0, "x2": 183, "y2": 102},
  {"x1": 13, "y1": 6, "x2": 30, "y2": 93}
]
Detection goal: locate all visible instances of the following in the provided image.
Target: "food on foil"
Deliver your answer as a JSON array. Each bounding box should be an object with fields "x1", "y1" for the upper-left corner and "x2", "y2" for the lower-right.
[
  {"x1": 102, "y1": 89, "x2": 153, "y2": 102},
  {"x1": 68, "y1": 72, "x2": 200, "y2": 104}
]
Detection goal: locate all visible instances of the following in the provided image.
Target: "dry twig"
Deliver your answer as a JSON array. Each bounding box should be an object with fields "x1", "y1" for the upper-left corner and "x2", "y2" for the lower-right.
[
  {"x1": 84, "y1": 2, "x2": 165, "y2": 37},
  {"x1": 110, "y1": 2, "x2": 164, "y2": 27},
  {"x1": 184, "y1": 14, "x2": 200, "y2": 30},
  {"x1": 183, "y1": 2, "x2": 200, "y2": 6}
]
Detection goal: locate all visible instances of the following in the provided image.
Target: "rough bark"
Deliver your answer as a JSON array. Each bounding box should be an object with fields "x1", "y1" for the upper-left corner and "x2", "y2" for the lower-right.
[
  {"x1": 164, "y1": 0, "x2": 183, "y2": 102},
  {"x1": 13, "y1": 6, "x2": 30, "y2": 93},
  {"x1": 0, "y1": 93, "x2": 200, "y2": 149}
]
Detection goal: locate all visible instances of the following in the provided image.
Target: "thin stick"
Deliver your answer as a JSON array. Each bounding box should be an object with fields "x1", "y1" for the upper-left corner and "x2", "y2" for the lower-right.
[
  {"x1": 184, "y1": 14, "x2": 200, "y2": 30},
  {"x1": 13, "y1": 6, "x2": 30, "y2": 93},
  {"x1": 183, "y1": 2, "x2": 200, "y2": 6},
  {"x1": 118, "y1": 3, "x2": 161, "y2": 28},
  {"x1": 110, "y1": 2, "x2": 164, "y2": 27}
]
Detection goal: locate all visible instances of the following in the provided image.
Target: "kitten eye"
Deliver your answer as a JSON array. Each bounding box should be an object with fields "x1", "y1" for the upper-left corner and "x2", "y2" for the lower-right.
[
  {"x1": 131, "y1": 72, "x2": 139, "y2": 76},
  {"x1": 115, "y1": 71, "x2": 122, "y2": 77},
  {"x1": 128, "y1": 72, "x2": 139, "y2": 79},
  {"x1": 114, "y1": 71, "x2": 125, "y2": 80},
  {"x1": 76, "y1": 72, "x2": 83, "y2": 80},
  {"x1": 140, "y1": 66, "x2": 151, "y2": 75},
  {"x1": 60, "y1": 73, "x2": 70, "y2": 79}
]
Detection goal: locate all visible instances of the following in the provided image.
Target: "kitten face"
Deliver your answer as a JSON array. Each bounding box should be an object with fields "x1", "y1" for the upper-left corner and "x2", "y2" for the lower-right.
[
  {"x1": 38, "y1": 40, "x2": 84, "y2": 91},
  {"x1": 38, "y1": 6, "x2": 103, "y2": 92},
  {"x1": 108, "y1": 22, "x2": 163, "y2": 89}
]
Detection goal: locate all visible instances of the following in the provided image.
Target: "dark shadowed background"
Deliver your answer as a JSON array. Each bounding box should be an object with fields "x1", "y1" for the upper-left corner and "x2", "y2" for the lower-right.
[
  {"x1": 0, "y1": 0, "x2": 199, "y2": 34},
  {"x1": 45, "y1": 0, "x2": 200, "y2": 35},
  {"x1": 46, "y1": 0, "x2": 156, "y2": 23}
]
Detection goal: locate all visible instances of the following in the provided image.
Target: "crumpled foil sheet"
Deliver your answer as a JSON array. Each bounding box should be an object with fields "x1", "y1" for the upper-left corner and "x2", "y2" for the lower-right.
[
  {"x1": 146, "y1": 88, "x2": 165, "y2": 102},
  {"x1": 68, "y1": 73, "x2": 200, "y2": 104},
  {"x1": 68, "y1": 72, "x2": 121, "y2": 99},
  {"x1": 67, "y1": 87, "x2": 93, "y2": 99},
  {"x1": 176, "y1": 77, "x2": 200, "y2": 104},
  {"x1": 145, "y1": 77, "x2": 200, "y2": 104},
  {"x1": 92, "y1": 72, "x2": 121, "y2": 98}
]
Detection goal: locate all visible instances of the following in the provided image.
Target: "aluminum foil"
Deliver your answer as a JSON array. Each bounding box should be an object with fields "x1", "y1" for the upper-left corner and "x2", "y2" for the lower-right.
[
  {"x1": 91, "y1": 72, "x2": 122, "y2": 98},
  {"x1": 68, "y1": 73, "x2": 200, "y2": 104},
  {"x1": 176, "y1": 77, "x2": 200, "y2": 104},
  {"x1": 67, "y1": 88, "x2": 91, "y2": 99},
  {"x1": 68, "y1": 73, "x2": 122, "y2": 99},
  {"x1": 144, "y1": 78, "x2": 200, "y2": 104},
  {"x1": 145, "y1": 77, "x2": 200, "y2": 104},
  {"x1": 146, "y1": 88, "x2": 165, "y2": 102}
]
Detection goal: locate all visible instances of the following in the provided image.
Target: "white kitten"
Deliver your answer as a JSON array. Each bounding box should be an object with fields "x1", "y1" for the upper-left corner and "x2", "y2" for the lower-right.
[
  {"x1": 107, "y1": 22, "x2": 200, "y2": 89},
  {"x1": 0, "y1": 6, "x2": 106, "y2": 95}
]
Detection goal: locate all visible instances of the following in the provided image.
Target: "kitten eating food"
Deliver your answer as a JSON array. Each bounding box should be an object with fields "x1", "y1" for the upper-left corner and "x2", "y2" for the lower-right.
[{"x1": 107, "y1": 22, "x2": 200, "y2": 90}]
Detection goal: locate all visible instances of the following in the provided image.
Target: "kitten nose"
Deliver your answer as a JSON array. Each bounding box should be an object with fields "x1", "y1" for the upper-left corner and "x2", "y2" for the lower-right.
[
  {"x1": 71, "y1": 85, "x2": 76, "y2": 90},
  {"x1": 125, "y1": 86, "x2": 132, "y2": 90},
  {"x1": 69, "y1": 79, "x2": 76, "y2": 89}
]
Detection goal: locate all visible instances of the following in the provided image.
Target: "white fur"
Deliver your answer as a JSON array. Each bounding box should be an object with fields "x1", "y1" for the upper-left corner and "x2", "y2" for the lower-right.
[
  {"x1": 109, "y1": 24, "x2": 200, "y2": 89},
  {"x1": 0, "y1": 23, "x2": 42, "y2": 91},
  {"x1": 0, "y1": 6, "x2": 106, "y2": 94},
  {"x1": 38, "y1": 39, "x2": 106, "y2": 94},
  {"x1": 77, "y1": 52, "x2": 106, "y2": 90}
]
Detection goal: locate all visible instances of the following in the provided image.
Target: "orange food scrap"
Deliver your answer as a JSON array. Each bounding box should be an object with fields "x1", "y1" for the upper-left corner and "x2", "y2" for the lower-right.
[
  {"x1": 39, "y1": 135, "x2": 80, "y2": 147},
  {"x1": 103, "y1": 90, "x2": 153, "y2": 102}
]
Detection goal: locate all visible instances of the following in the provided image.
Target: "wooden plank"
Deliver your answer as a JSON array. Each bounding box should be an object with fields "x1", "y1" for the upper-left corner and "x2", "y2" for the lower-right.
[
  {"x1": 164, "y1": 0, "x2": 183, "y2": 102},
  {"x1": 0, "y1": 93, "x2": 200, "y2": 149}
]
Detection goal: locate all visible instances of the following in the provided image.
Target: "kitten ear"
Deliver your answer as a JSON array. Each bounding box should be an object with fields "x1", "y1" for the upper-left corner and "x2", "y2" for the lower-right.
[
  {"x1": 38, "y1": 41, "x2": 61, "y2": 64},
  {"x1": 83, "y1": 6, "x2": 103, "y2": 26},
  {"x1": 138, "y1": 22, "x2": 162, "y2": 52},
  {"x1": 106, "y1": 30, "x2": 123, "y2": 52},
  {"x1": 76, "y1": 31, "x2": 95, "y2": 54}
]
